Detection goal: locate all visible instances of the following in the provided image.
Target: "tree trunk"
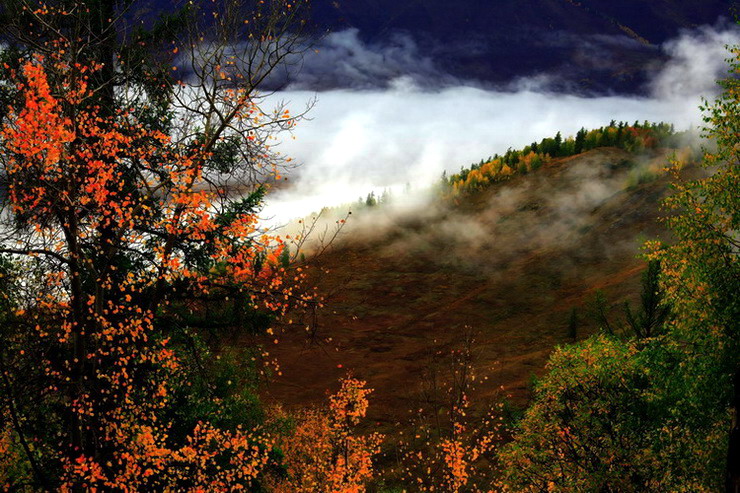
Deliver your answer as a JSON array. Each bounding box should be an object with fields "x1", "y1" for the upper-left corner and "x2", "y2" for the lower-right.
[{"x1": 726, "y1": 369, "x2": 740, "y2": 492}]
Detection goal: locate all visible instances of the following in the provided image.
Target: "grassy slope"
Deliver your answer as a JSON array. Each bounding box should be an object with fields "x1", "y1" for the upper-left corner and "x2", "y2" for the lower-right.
[{"x1": 263, "y1": 147, "x2": 681, "y2": 427}]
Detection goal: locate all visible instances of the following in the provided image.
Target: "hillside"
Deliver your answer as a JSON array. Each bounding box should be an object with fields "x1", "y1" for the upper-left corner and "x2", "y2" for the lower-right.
[{"x1": 264, "y1": 146, "x2": 690, "y2": 426}]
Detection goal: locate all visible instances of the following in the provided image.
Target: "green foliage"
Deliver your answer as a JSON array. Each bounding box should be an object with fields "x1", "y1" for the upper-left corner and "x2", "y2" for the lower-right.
[
  {"x1": 624, "y1": 260, "x2": 671, "y2": 338},
  {"x1": 448, "y1": 122, "x2": 680, "y2": 195},
  {"x1": 216, "y1": 187, "x2": 266, "y2": 228},
  {"x1": 655, "y1": 49, "x2": 740, "y2": 356},
  {"x1": 574, "y1": 127, "x2": 586, "y2": 154},
  {"x1": 585, "y1": 289, "x2": 614, "y2": 336},
  {"x1": 279, "y1": 245, "x2": 291, "y2": 269},
  {"x1": 167, "y1": 332, "x2": 266, "y2": 439},
  {"x1": 207, "y1": 135, "x2": 246, "y2": 173},
  {"x1": 502, "y1": 337, "x2": 652, "y2": 491},
  {"x1": 647, "y1": 42, "x2": 740, "y2": 489},
  {"x1": 501, "y1": 397, "x2": 526, "y2": 428},
  {"x1": 501, "y1": 44, "x2": 740, "y2": 492},
  {"x1": 500, "y1": 336, "x2": 726, "y2": 492},
  {"x1": 0, "y1": 259, "x2": 67, "y2": 486}
]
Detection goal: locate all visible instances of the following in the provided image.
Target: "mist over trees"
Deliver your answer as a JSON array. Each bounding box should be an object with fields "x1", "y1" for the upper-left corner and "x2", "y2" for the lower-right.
[{"x1": 0, "y1": 1, "x2": 737, "y2": 491}]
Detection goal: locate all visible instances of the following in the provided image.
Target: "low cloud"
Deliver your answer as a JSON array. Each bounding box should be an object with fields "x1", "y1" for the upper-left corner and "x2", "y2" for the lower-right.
[
  {"x1": 283, "y1": 148, "x2": 671, "y2": 273},
  {"x1": 261, "y1": 23, "x2": 740, "y2": 227},
  {"x1": 279, "y1": 28, "x2": 449, "y2": 90},
  {"x1": 651, "y1": 22, "x2": 740, "y2": 100}
]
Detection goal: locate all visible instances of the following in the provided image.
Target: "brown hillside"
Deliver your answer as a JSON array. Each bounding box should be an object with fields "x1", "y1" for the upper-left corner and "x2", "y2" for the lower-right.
[{"x1": 263, "y1": 147, "x2": 681, "y2": 426}]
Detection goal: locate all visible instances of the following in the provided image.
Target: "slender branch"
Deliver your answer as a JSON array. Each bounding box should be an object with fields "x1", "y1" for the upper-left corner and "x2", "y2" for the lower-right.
[{"x1": 0, "y1": 248, "x2": 70, "y2": 265}]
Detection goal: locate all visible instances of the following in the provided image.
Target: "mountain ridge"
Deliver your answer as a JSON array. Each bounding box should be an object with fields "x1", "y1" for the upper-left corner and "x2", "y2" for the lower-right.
[{"x1": 306, "y1": 0, "x2": 736, "y2": 93}]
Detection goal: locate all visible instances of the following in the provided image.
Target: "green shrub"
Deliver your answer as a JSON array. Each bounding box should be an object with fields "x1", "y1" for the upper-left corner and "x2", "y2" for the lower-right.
[{"x1": 499, "y1": 336, "x2": 726, "y2": 492}]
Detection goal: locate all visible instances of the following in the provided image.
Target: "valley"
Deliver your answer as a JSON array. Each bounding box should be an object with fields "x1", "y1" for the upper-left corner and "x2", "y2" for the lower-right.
[{"x1": 265, "y1": 146, "x2": 685, "y2": 426}]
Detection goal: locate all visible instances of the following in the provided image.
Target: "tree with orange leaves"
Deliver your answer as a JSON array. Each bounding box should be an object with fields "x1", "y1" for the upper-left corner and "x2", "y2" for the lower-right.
[
  {"x1": 0, "y1": 0, "x2": 312, "y2": 490},
  {"x1": 267, "y1": 378, "x2": 383, "y2": 492}
]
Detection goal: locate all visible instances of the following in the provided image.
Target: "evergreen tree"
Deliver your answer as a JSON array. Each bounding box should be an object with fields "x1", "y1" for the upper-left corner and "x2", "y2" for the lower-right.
[
  {"x1": 574, "y1": 128, "x2": 586, "y2": 154},
  {"x1": 553, "y1": 131, "x2": 563, "y2": 156},
  {"x1": 366, "y1": 191, "x2": 377, "y2": 207},
  {"x1": 624, "y1": 260, "x2": 671, "y2": 338},
  {"x1": 568, "y1": 308, "x2": 578, "y2": 341}
]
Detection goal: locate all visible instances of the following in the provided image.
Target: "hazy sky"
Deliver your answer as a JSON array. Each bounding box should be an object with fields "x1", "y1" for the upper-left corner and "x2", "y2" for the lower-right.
[{"x1": 261, "y1": 23, "x2": 740, "y2": 224}]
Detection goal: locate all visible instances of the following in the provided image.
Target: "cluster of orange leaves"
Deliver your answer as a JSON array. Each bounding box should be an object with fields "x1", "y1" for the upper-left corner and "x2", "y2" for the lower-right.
[
  {"x1": 62, "y1": 422, "x2": 273, "y2": 491},
  {"x1": 2, "y1": 57, "x2": 296, "y2": 304},
  {"x1": 0, "y1": 56, "x2": 309, "y2": 490},
  {"x1": 397, "y1": 394, "x2": 501, "y2": 493},
  {"x1": 451, "y1": 151, "x2": 547, "y2": 194},
  {"x1": 268, "y1": 378, "x2": 383, "y2": 493}
]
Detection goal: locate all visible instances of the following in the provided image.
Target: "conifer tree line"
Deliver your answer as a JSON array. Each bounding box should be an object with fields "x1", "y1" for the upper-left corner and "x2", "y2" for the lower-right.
[{"x1": 446, "y1": 121, "x2": 680, "y2": 194}]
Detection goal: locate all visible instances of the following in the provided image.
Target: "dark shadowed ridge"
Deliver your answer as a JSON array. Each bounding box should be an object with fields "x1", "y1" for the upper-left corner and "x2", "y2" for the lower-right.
[
  {"x1": 7, "y1": 0, "x2": 729, "y2": 94},
  {"x1": 306, "y1": 0, "x2": 737, "y2": 94}
]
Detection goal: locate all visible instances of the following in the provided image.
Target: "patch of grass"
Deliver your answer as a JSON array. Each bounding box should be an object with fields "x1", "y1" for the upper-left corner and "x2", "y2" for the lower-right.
[{"x1": 626, "y1": 166, "x2": 658, "y2": 189}]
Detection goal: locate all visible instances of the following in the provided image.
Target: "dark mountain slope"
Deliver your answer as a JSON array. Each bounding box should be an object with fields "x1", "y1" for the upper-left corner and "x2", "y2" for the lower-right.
[
  {"x1": 307, "y1": 0, "x2": 736, "y2": 93},
  {"x1": 264, "y1": 147, "x2": 689, "y2": 425},
  {"x1": 313, "y1": 0, "x2": 731, "y2": 45}
]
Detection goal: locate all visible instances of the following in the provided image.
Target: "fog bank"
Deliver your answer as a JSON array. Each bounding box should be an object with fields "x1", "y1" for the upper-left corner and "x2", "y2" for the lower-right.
[{"x1": 262, "y1": 24, "x2": 739, "y2": 225}]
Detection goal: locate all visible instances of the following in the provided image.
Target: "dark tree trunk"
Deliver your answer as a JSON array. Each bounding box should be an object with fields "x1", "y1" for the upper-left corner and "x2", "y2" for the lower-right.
[{"x1": 726, "y1": 369, "x2": 740, "y2": 492}]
